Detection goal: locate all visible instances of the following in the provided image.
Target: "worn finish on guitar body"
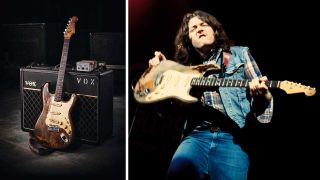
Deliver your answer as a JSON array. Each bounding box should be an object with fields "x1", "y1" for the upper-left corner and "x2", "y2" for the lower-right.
[
  {"x1": 34, "y1": 82, "x2": 76, "y2": 149},
  {"x1": 134, "y1": 60, "x2": 220, "y2": 103}
]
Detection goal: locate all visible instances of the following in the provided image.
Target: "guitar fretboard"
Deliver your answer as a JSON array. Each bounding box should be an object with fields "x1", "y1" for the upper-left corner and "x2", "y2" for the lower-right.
[
  {"x1": 190, "y1": 77, "x2": 280, "y2": 88},
  {"x1": 55, "y1": 39, "x2": 70, "y2": 102}
]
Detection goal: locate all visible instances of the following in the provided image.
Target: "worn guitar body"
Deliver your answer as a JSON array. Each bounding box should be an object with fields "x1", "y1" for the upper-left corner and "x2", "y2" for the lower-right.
[
  {"x1": 34, "y1": 83, "x2": 76, "y2": 149},
  {"x1": 134, "y1": 60, "x2": 220, "y2": 103}
]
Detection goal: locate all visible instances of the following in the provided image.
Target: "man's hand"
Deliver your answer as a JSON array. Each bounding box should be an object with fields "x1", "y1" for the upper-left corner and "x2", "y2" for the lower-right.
[
  {"x1": 149, "y1": 51, "x2": 167, "y2": 66},
  {"x1": 248, "y1": 76, "x2": 272, "y2": 101}
]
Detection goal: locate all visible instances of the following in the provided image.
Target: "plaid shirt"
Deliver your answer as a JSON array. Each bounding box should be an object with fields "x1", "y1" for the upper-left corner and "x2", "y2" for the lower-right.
[{"x1": 202, "y1": 48, "x2": 273, "y2": 125}]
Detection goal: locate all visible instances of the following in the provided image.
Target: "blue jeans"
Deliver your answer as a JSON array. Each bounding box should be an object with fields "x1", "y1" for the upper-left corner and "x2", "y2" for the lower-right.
[{"x1": 167, "y1": 129, "x2": 249, "y2": 180}]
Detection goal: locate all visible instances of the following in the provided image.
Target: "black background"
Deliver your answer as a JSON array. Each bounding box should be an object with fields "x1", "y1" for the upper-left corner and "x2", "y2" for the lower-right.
[{"x1": 0, "y1": 0, "x2": 125, "y2": 88}]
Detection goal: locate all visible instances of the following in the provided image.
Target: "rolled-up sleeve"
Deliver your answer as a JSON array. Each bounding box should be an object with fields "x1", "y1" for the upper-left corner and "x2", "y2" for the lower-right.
[{"x1": 242, "y1": 47, "x2": 273, "y2": 123}]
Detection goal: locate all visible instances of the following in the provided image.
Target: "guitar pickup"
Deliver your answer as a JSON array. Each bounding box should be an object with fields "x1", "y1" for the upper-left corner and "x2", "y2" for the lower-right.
[{"x1": 50, "y1": 112, "x2": 61, "y2": 115}]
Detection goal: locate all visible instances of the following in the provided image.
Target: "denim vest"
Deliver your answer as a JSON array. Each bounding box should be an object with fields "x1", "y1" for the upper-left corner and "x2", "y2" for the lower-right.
[{"x1": 207, "y1": 46, "x2": 252, "y2": 128}]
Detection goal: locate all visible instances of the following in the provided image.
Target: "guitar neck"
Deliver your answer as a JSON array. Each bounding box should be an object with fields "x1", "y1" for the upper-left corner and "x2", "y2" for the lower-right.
[
  {"x1": 191, "y1": 77, "x2": 280, "y2": 89},
  {"x1": 55, "y1": 39, "x2": 70, "y2": 101}
]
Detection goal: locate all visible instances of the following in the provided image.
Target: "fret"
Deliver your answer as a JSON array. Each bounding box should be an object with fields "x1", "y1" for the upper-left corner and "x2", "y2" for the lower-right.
[
  {"x1": 196, "y1": 78, "x2": 201, "y2": 86},
  {"x1": 220, "y1": 78, "x2": 225, "y2": 87},
  {"x1": 200, "y1": 78, "x2": 206, "y2": 86},
  {"x1": 266, "y1": 80, "x2": 280, "y2": 88},
  {"x1": 236, "y1": 79, "x2": 242, "y2": 87},
  {"x1": 210, "y1": 78, "x2": 216, "y2": 86},
  {"x1": 215, "y1": 78, "x2": 221, "y2": 86},
  {"x1": 205, "y1": 78, "x2": 211, "y2": 86},
  {"x1": 191, "y1": 78, "x2": 197, "y2": 86},
  {"x1": 226, "y1": 79, "x2": 233, "y2": 86},
  {"x1": 222, "y1": 79, "x2": 226, "y2": 86},
  {"x1": 232, "y1": 79, "x2": 236, "y2": 86}
]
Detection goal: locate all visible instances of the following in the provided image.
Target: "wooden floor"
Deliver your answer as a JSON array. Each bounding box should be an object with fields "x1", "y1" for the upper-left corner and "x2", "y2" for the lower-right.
[{"x1": 0, "y1": 87, "x2": 125, "y2": 180}]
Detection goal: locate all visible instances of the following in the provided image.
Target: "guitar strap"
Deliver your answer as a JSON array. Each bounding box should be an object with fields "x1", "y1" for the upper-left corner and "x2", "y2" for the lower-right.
[
  {"x1": 220, "y1": 51, "x2": 230, "y2": 78},
  {"x1": 28, "y1": 132, "x2": 54, "y2": 155}
]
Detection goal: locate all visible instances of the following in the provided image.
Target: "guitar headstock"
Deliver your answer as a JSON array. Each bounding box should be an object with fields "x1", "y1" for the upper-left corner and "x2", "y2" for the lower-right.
[
  {"x1": 63, "y1": 16, "x2": 78, "y2": 39},
  {"x1": 279, "y1": 80, "x2": 316, "y2": 96}
]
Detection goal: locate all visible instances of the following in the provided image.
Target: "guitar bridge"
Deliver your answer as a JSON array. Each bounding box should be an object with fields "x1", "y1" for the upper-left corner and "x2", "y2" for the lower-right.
[{"x1": 48, "y1": 124, "x2": 60, "y2": 132}]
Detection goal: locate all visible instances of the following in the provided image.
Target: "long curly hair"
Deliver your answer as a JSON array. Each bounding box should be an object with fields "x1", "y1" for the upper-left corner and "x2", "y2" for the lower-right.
[{"x1": 174, "y1": 10, "x2": 233, "y2": 65}]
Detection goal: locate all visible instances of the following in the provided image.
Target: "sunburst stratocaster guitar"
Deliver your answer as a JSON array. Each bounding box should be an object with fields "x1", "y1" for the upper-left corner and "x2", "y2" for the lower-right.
[
  {"x1": 34, "y1": 16, "x2": 78, "y2": 149},
  {"x1": 134, "y1": 60, "x2": 316, "y2": 104}
]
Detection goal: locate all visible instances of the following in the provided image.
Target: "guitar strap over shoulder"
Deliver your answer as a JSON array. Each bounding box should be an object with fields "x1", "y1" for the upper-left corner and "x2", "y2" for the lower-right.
[
  {"x1": 29, "y1": 132, "x2": 54, "y2": 155},
  {"x1": 223, "y1": 51, "x2": 230, "y2": 67},
  {"x1": 220, "y1": 51, "x2": 230, "y2": 78}
]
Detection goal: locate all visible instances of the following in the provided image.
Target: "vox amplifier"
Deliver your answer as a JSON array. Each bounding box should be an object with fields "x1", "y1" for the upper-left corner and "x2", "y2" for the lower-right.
[{"x1": 20, "y1": 67, "x2": 113, "y2": 144}]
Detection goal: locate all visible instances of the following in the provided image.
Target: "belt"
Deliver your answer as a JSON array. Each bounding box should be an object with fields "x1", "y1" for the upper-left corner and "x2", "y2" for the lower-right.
[
  {"x1": 209, "y1": 126, "x2": 220, "y2": 132},
  {"x1": 195, "y1": 120, "x2": 220, "y2": 132}
]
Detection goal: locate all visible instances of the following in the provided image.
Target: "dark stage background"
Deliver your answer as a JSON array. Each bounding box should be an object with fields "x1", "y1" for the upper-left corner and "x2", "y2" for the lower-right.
[
  {"x1": 129, "y1": 0, "x2": 319, "y2": 179},
  {"x1": 0, "y1": 0, "x2": 125, "y2": 89}
]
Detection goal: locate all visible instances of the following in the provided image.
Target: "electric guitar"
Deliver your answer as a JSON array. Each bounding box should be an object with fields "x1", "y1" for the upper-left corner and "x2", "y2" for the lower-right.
[
  {"x1": 133, "y1": 60, "x2": 316, "y2": 104},
  {"x1": 34, "y1": 16, "x2": 78, "y2": 149}
]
